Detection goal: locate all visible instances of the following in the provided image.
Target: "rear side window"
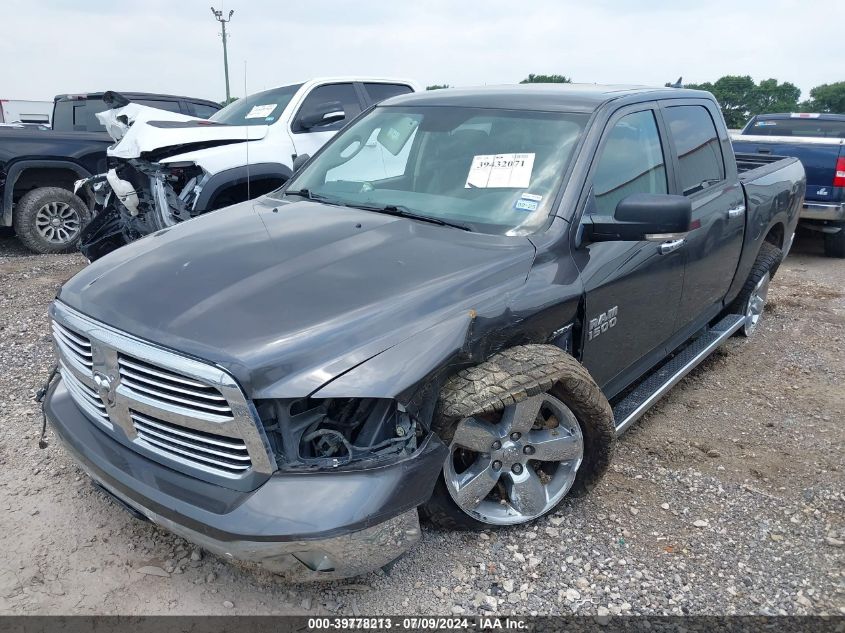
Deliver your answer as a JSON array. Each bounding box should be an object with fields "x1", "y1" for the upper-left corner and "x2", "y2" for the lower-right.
[
  {"x1": 189, "y1": 102, "x2": 220, "y2": 119},
  {"x1": 745, "y1": 117, "x2": 845, "y2": 139},
  {"x1": 664, "y1": 105, "x2": 725, "y2": 195},
  {"x1": 592, "y1": 109, "x2": 667, "y2": 216},
  {"x1": 363, "y1": 83, "x2": 413, "y2": 104},
  {"x1": 135, "y1": 99, "x2": 183, "y2": 114}
]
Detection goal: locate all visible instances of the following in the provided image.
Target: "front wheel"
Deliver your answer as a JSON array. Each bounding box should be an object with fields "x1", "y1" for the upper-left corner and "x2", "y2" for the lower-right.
[{"x1": 421, "y1": 345, "x2": 615, "y2": 530}]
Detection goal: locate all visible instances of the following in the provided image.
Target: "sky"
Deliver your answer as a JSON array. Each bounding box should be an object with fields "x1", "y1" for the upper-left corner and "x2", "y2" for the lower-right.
[{"x1": 1, "y1": 0, "x2": 840, "y2": 103}]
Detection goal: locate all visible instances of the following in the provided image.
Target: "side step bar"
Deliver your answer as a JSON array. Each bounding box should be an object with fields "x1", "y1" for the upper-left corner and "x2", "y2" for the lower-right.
[{"x1": 612, "y1": 314, "x2": 746, "y2": 436}]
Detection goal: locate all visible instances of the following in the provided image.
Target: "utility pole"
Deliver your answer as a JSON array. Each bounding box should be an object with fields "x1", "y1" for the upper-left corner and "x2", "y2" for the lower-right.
[{"x1": 210, "y1": 5, "x2": 234, "y2": 102}]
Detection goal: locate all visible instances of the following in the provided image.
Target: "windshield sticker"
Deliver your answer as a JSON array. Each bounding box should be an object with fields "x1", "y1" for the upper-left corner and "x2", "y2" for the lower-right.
[
  {"x1": 755, "y1": 121, "x2": 777, "y2": 126},
  {"x1": 514, "y1": 198, "x2": 539, "y2": 212},
  {"x1": 245, "y1": 104, "x2": 277, "y2": 119},
  {"x1": 465, "y1": 153, "x2": 535, "y2": 189},
  {"x1": 520, "y1": 192, "x2": 543, "y2": 201}
]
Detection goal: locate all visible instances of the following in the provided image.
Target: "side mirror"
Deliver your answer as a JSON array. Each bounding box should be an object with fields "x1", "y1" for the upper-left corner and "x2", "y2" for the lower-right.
[
  {"x1": 585, "y1": 193, "x2": 692, "y2": 242},
  {"x1": 292, "y1": 153, "x2": 310, "y2": 173},
  {"x1": 299, "y1": 100, "x2": 346, "y2": 131}
]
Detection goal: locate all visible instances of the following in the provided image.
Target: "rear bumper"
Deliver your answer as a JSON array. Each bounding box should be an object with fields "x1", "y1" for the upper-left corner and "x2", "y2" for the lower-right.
[
  {"x1": 46, "y1": 378, "x2": 447, "y2": 580},
  {"x1": 801, "y1": 201, "x2": 845, "y2": 222}
]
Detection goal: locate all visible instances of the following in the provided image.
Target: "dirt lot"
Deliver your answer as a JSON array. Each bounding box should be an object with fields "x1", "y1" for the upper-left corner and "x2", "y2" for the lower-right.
[{"x1": 0, "y1": 229, "x2": 842, "y2": 616}]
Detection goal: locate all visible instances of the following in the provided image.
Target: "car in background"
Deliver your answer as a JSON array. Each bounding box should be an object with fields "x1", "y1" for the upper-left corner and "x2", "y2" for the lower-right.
[
  {"x1": 52, "y1": 92, "x2": 221, "y2": 133},
  {"x1": 0, "y1": 91, "x2": 222, "y2": 254},
  {"x1": 732, "y1": 112, "x2": 845, "y2": 257},
  {"x1": 78, "y1": 77, "x2": 419, "y2": 260}
]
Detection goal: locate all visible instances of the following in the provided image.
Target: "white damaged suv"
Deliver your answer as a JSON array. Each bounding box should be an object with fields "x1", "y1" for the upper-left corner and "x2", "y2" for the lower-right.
[{"x1": 78, "y1": 77, "x2": 418, "y2": 260}]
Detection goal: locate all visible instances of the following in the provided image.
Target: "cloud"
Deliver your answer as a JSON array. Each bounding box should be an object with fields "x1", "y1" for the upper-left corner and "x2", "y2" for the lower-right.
[{"x1": 2, "y1": 0, "x2": 840, "y2": 103}]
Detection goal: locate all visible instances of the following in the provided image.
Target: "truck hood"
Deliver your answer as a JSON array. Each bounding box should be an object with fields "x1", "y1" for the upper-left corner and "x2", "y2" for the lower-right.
[
  {"x1": 58, "y1": 196, "x2": 535, "y2": 397},
  {"x1": 97, "y1": 103, "x2": 267, "y2": 160}
]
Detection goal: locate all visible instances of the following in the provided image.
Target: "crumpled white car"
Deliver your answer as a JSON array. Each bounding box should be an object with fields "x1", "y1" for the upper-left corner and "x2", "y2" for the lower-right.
[{"x1": 77, "y1": 77, "x2": 418, "y2": 260}]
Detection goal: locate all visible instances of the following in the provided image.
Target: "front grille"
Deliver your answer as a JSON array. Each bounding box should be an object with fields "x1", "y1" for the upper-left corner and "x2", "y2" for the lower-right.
[
  {"x1": 52, "y1": 320, "x2": 93, "y2": 370},
  {"x1": 118, "y1": 354, "x2": 233, "y2": 417},
  {"x1": 49, "y1": 302, "x2": 274, "y2": 479},
  {"x1": 60, "y1": 363, "x2": 111, "y2": 426},
  {"x1": 132, "y1": 411, "x2": 251, "y2": 473}
]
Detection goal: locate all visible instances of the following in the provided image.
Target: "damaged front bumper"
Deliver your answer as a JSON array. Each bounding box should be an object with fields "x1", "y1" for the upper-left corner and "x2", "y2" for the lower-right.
[{"x1": 46, "y1": 378, "x2": 446, "y2": 580}]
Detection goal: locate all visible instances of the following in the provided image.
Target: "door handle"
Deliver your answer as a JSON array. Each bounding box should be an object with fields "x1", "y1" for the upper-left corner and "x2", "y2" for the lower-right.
[
  {"x1": 727, "y1": 205, "x2": 745, "y2": 219},
  {"x1": 658, "y1": 238, "x2": 685, "y2": 255}
]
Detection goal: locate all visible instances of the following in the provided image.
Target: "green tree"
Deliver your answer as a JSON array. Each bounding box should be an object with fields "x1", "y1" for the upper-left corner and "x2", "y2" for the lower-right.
[
  {"x1": 520, "y1": 74, "x2": 572, "y2": 84},
  {"x1": 684, "y1": 75, "x2": 800, "y2": 128},
  {"x1": 753, "y1": 78, "x2": 801, "y2": 114},
  {"x1": 426, "y1": 84, "x2": 450, "y2": 91},
  {"x1": 801, "y1": 81, "x2": 845, "y2": 113}
]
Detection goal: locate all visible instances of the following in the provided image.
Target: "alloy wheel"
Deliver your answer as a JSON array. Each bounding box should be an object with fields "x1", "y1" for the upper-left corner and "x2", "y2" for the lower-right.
[
  {"x1": 34, "y1": 201, "x2": 81, "y2": 244},
  {"x1": 443, "y1": 393, "x2": 583, "y2": 525},
  {"x1": 744, "y1": 272, "x2": 770, "y2": 336}
]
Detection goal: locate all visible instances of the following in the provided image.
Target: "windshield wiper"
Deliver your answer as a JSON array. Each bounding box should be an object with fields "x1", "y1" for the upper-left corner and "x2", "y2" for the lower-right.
[
  {"x1": 347, "y1": 203, "x2": 472, "y2": 232},
  {"x1": 283, "y1": 188, "x2": 322, "y2": 200}
]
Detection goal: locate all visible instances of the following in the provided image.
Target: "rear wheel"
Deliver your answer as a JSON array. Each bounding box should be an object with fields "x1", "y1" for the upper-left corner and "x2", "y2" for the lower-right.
[
  {"x1": 823, "y1": 225, "x2": 845, "y2": 258},
  {"x1": 729, "y1": 241, "x2": 781, "y2": 337},
  {"x1": 13, "y1": 187, "x2": 91, "y2": 254},
  {"x1": 421, "y1": 345, "x2": 615, "y2": 530}
]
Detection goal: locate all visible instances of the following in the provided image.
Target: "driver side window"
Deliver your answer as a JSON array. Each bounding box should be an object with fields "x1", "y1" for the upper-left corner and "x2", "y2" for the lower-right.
[
  {"x1": 293, "y1": 83, "x2": 361, "y2": 134},
  {"x1": 592, "y1": 110, "x2": 667, "y2": 216}
]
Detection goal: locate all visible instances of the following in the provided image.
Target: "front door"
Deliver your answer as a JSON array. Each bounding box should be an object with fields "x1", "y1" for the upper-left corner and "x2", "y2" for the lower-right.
[
  {"x1": 661, "y1": 102, "x2": 745, "y2": 328},
  {"x1": 289, "y1": 82, "x2": 364, "y2": 160},
  {"x1": 576, "y1": 106, "x2": 685, "y2": 396}
]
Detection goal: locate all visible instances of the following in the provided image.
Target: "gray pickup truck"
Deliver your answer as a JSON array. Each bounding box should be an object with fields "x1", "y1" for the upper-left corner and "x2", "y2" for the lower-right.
[{"x1": 43, "y1": 84, "x2": 804, "y2": 580}]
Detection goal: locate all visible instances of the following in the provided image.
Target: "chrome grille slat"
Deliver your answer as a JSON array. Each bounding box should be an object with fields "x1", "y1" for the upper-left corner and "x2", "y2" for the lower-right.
[
  {"x1": 130, "y1": 413, "x2": 247, "y2": 450},
  {"x1": 120, "y1": 377, "x2": 233, "y2": 414},
  {"x1": 49, "y1": 302, "x2": 275, "y2": 480},
  {"x1": 132, "y1": 413, "x2": 251, "y2": 472},
  {"x1": 118, "y1": 356, "x2": 211, "y2": 389},
  {"x1": 118, "y1": 366, "x2": 228, "y2": 402},
  {"x1": 53, "y1": 321, "x2": 92, "y2": 348}
]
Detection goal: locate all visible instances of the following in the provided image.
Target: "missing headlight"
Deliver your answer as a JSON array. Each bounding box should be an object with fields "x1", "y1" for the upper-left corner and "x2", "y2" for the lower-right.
[{"x1": 257, "y1": 398, "x2": 419, "y2": 470}]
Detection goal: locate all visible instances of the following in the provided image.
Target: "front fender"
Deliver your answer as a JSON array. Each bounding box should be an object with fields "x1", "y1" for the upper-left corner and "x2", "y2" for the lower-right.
[{"x1": 311, "y1": 311, "x2": 475, "y2": 401}]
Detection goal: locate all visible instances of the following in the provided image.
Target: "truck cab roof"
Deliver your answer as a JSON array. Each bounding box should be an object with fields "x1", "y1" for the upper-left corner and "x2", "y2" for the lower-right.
[{"x1": 383, "y1": 83, "x2": 714, "y2": 113}]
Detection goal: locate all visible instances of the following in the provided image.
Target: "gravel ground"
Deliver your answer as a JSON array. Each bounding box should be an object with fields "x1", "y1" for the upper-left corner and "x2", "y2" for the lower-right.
[{"x1": 0, "y1": 228, "x2": 842, "y2": 616}]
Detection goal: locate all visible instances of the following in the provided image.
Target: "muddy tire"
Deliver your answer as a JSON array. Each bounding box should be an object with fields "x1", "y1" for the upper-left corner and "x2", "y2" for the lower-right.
[
  {"x1": 729, "y1": 241, "x2": 781, "y2": 337},
  {"x1": 823, "y1": 226, "x2": 845, "y2": 258},
  {"x1": 13, "y1": 187, "x2": 91, "y2": 254},
  {"x1": 420, "y1": 345, "x2": 615, "y2": 530}
]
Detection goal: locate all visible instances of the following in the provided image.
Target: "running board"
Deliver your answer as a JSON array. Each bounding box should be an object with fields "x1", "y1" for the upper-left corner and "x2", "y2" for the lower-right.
[{"x1": 612, "y1": 314, "x2": 746, "y2": 436}]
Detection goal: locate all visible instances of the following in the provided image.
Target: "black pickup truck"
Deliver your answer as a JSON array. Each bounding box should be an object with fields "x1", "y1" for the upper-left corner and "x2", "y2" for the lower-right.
[{"x1": 43, "y1": 85, "x2": 804, "y2": 580}]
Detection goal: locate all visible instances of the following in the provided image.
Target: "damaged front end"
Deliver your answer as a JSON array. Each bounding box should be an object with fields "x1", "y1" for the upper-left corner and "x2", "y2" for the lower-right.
[{"x1": 78, "y1": 159, "x2": 206, "y2": 261}]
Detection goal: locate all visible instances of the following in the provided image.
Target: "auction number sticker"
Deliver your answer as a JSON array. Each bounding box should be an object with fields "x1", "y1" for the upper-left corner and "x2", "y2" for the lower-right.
[
  {"x1": 465, "y1": 153, "x2": 535, "y2": 189},
  {"x1": 245, "y1": 104, "x2": 277, "y2": 119}
]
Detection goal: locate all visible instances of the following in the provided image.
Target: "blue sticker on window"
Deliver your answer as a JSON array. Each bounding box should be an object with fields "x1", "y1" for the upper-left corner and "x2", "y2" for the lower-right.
[
  {"x1": 755, "y1": 121, "x2": 777, "y2": 127},
  {"x1": 514, "y1": 198, "x2": 539, "y2": 212}
]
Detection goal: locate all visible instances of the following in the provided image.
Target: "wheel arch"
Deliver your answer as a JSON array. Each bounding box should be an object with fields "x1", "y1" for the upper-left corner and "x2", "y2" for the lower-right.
[
  {"x1": 194, "y1": 162, "x2": 293, "y2": 212},
  {"x1": 3, "y1": 160, "x2": 92, "y2": 226}
]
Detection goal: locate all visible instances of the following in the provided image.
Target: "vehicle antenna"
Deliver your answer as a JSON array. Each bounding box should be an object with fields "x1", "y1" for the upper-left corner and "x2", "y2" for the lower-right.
[{"x1": 244, "y1": 60, "x2": 250, "y2": 200}]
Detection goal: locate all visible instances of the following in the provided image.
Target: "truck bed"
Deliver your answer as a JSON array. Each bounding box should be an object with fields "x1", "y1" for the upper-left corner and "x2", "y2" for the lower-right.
[{"x1": 735, "y1": 152, "x2": 799, "y2": 181}]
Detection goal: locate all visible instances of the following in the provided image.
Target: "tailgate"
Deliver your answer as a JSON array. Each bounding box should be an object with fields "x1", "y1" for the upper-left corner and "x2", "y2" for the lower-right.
[{"x1": 732, "y1": 134, "x2": 844, "y2": 203}]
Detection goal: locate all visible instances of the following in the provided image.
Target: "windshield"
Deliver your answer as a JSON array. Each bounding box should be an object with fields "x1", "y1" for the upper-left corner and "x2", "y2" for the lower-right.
[
  {"x1": 210, "y1": 83, "x2": 303, "y2": 126},
  {"x1": 744, "y1": 117, "x2": 845, "y2": 139},
  {"x1": 281, "y1": 106, "x2": 588, "y2": 235}
]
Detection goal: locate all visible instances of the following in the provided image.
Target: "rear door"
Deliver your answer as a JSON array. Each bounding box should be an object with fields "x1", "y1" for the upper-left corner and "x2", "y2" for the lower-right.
[
  {"x1": 289, "y1": 82, "x2": 365, "y2": 159},
  {"x1": 661, "y1": 100, "x2": 745, "y2": 329},
  {"x1": 578, "y1": 104, "x2": 685, "y2": 393}
]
